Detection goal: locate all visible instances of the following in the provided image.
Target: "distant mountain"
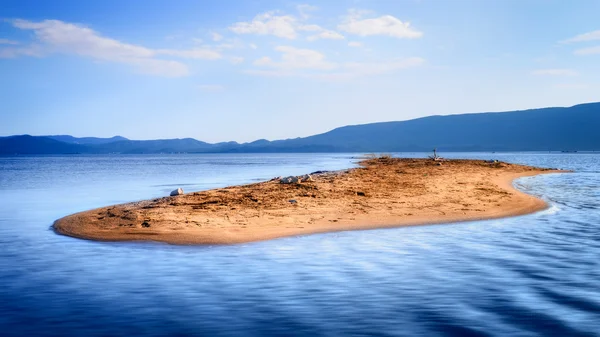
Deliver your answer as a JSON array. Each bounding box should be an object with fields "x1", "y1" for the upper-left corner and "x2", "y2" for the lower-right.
[
  {"x1": 243, "y1": 102, "x2": 600, "y2": 152},
  {"x1": 46, "y1": 135, "x2": 129, "y2": 145},
  {"x1": 1, "y1": 102, "x2": 599, "y2": 154},
  {"x1": 92, "y1": 138, "x2": 214, "y2": 154},
  {"x1": 0, "y1": 135, "x2": 85, "y2": 154}
]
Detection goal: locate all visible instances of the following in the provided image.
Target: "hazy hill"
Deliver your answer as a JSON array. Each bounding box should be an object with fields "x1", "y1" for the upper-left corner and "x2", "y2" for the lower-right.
[
  {"x1": 1, "y1": 102, "x2": 599, "y2": 154},
  {"x1": 0, "y1": 135, "x2": 85, "y2": 154},
  {"x1": 90, "y1": 138, "x2": 215, "y2": 154}
]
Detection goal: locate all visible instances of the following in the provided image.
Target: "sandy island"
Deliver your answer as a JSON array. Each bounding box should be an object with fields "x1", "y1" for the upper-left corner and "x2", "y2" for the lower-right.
[{"x1": 53, "y1": 157, "x2": 564, "y2": 245}]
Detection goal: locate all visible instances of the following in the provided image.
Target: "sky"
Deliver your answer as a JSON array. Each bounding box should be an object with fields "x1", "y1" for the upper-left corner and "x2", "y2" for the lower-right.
[{"x1": 1, "y1": 0, "x2": 599, "y2": 143}]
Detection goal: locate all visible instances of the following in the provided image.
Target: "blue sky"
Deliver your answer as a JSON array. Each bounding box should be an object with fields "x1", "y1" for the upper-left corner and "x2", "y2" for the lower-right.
[{"x1": 1, "y1": 0, "x2": 599, "y2": 142}]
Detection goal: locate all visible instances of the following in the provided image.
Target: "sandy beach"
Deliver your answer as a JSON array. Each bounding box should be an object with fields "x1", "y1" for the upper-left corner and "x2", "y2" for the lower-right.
[{"x1": 53, "y1": 157, "x2": 564, "y2": 245}]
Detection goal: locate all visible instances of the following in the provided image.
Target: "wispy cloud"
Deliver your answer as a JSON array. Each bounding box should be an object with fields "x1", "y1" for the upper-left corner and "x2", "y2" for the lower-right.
[
  {"x1": 338, "y1": 9, "x2": 422, "y2": 39},
  {"x1": 553, "y1": 83, "x2": 589, "y2": 89},
  {"x1": 574, "y1": 46, "x2": 600, "y2": 55},
  {"x1": 229, "y1": 56, "x2": 244, "y2": 64},
  {"x1": 323, "y1": 57, "x2": 425, "y2": 80},
  {"x1": 296, "y1": 4, "x2": 319, "y2": 20},
  {"x1": 531, "y1": 68, "x2": 578, "y2": 76},
  {"x1": 558, "y1": 30, "x2": 600, "y2": 56},
  {"x1": 210, "y1": 32, "x2": 223, "y2": 42},
  {"x1": 297, "y1": 4, "x2": 318, "y2": 20},
  {"x1": 348, "y1": 41, "x2": 363, "y2": 47},
  {"x1": 0, "y1": 38, "x2": 19, "y2": 45},
  {"x1": 253, "y1": 46, "x2": 336, "y2": 70},
  {"x1": 0, "y1": 44, "x2": 43, "y2": 58},
  {"x1": 561, "y1": 30, "x2": 600, "y2": 43},
  {"x1": 248, "y1": 45, "x2": 423, "y2": 80},
  {"x1": 1, "y1": 19, "x2": 221, "y2": 77},
  {"x1": 306, "y1": 29, "x2": 344, "y2": 41}
]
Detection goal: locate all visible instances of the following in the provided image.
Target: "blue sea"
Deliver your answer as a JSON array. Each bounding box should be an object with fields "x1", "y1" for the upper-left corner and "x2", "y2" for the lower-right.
[{"x1": 0, "y1": 153, "x2": 599, "y2": 336}]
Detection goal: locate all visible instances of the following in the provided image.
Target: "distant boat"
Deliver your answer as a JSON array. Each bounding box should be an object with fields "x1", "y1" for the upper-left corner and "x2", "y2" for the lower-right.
[{"x1": 561, "y1": 150, "x2": 578, "y2": 153}]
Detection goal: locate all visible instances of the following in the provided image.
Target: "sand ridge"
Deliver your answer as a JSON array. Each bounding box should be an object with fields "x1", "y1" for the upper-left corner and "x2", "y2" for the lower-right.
[{"x1": 53, "y1": 157, "x2": 564, "y2": 245}]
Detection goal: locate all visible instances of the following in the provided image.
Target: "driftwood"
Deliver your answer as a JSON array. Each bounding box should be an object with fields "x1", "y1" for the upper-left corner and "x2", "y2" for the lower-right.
[{"x1": 428, "y1": 148, "x2": 443, "y2": 161}]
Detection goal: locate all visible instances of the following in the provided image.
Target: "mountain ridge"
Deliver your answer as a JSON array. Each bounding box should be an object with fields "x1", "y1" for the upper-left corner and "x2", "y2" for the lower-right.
[{"x1": 2, "y1": 102, "x2": 599, "y2": 154}]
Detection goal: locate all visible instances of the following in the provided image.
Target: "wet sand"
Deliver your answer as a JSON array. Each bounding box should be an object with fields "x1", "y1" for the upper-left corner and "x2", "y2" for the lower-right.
[{"x1": 53, "y1": 157, "x2": 564, "y2": 245}]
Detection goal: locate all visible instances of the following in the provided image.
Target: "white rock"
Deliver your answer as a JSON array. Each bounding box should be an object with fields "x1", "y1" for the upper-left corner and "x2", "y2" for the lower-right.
[
  {"x1": 170, "y1": 188, "x2": 184, "y2": 196},
  {"x1": 280, "y1": 176, "x2": 299, "y2": 184}
]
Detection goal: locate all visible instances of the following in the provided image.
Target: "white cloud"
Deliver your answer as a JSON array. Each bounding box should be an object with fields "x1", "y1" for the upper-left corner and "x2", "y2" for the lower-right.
[
  {"x1": 2, "y1": 19, "x2": 221, "y2": 77},
  {"x1": 210, "y1": 32, "x2": 223, "y2": 42},
  {"x1": 297, "y1": 23, "x2": 344, "y2": 41},
  {"x1": 198, "y1": 84, "x2": 225, "y2": 92},
  {"x1": 307, "y1": 30, "x2": 345, "y2": 41},
  {"x1": 249, "y1": 43, "x2": 258, "y2": 49},
  {"x1": 338, "y1": 9, "x2": 423, "y2": 39},
  {"x1": 574, "y1": 45, "x2": 600, "y2": 55},
  {"x1": 348, "y1": 41, "x2": 362, "y2": 47},
  {"x1": 228, "y1": 10, "x2": 344, "y2": 42},
  {"x1": 229, "y1": 12, "x2": 298, "y2": 39},
  {"x1": 230, "y1": 56, "x2": 244, "y2": 64},
  {"x1": 531, "y1": 68, "x2": 578, "y2": 76},
  {"x1": 0, "y1": 38, "x2": 19, "y2": 45},
  {"x1": 11, "y1": 19, "x2": 155, "y2": 58},
  {"x1": 253, "y1": 45, "x2": 336, "y2": 70},
  {"x1": 561, "y1": 30, "x2": 600, "y2": 43}
]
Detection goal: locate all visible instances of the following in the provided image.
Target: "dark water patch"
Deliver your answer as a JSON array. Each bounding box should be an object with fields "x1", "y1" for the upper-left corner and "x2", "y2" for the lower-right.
[
  {"x1": 485, "y1": 299, "x2": 594, "y2": 337},
  {"x1": 535, "y1": 286, "x2": 600, "y2": 317}
]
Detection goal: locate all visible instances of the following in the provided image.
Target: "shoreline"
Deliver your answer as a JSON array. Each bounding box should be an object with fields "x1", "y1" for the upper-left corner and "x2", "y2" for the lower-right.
[{"x1": 53, "y1": 158, "x2": 565, "y2": 245}]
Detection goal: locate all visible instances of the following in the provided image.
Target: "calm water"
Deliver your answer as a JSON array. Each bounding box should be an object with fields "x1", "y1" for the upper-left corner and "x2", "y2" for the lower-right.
[{"x1": 0, "y1": 153, "x2": 599, "y2": 337}]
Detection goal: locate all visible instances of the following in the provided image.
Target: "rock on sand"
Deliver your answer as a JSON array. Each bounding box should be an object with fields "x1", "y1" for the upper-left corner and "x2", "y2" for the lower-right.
[{"x1": 170, "y1": 188, "x2": 184, "y2": 196}]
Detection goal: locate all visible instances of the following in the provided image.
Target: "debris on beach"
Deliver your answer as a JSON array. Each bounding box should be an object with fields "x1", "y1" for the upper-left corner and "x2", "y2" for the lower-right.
[
  {"x1": 428, "y1": 148, "x2": 444, "y2": 161},
  {"x1": 280, "y1": 174, "x2": 312, "y2": 184},
  {"x1": 310, "y1": 170, "x2": 329, "y2": 175}
]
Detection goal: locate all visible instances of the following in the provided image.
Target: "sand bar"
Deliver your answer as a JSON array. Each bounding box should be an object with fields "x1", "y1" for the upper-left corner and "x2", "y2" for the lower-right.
[{"x1": 53, "y1": 158, "x2": 565, "y2": 245}]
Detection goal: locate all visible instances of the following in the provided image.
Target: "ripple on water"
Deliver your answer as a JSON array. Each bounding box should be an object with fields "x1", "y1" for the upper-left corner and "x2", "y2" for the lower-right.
[{"x1": 1, "y1": 153, "x2": 600, "y2": 336}]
